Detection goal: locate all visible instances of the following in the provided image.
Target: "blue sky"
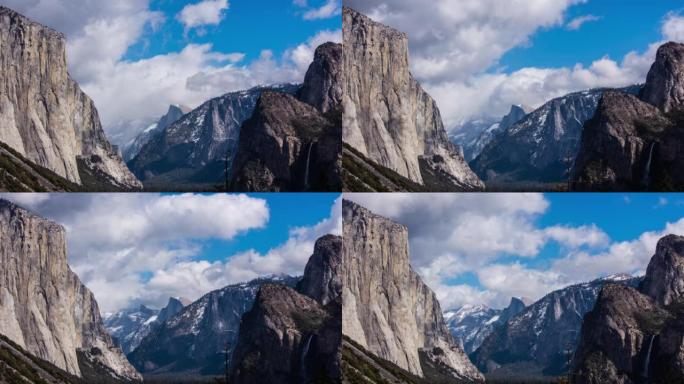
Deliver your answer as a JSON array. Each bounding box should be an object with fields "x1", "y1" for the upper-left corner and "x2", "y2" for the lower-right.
[
  {"x1": 347, "y1": 193, "x2": 684, "y2": 310},
  {"x1": 1, "y1": 192, "x2": 341, "y2": 311},
  {"x1": 1, "y1": 0, "x2": 342, "y2": 125},
  {"x1": 200, "y1": 192, "x2": 340, "y2": 262},
  {"x1": 127, "y1": 0, "x2": 341, "y2": 64},
  {"x1": 501, "y1": 0, "x2": 684, "y2": 71},
  {"x1": 349, "y1": 0, "x2": 684, "y2": 128}
]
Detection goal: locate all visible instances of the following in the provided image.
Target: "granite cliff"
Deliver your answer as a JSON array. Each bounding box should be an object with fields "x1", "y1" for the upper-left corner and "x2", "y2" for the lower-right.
[
  {"x1": 0, "y1": 199, "x2": 141, "y2": 381},
  {"x1": 0, "y1": 6, "x2": 141, "y2": 191},
  {"x1": 342, "y1": 8, "x2": 483, "y2": 191},
  {"x1": 341, "y1": 200, "x2": 483, "y2": 382}
]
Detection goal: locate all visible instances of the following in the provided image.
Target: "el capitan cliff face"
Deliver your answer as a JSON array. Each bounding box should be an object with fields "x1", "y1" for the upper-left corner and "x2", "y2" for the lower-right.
[
  {"x1": 342, "y1": 8, "x2": 483, "y2": 191},
  {"x1": 0, "y1": 200, "x2": 141, "y2": 381},
  {"x1": 0, "y1": 6, "x2": 141, "y2": 190},
  {"x1": 341, "y1": 200, "x2": 483, "y2": 381}
]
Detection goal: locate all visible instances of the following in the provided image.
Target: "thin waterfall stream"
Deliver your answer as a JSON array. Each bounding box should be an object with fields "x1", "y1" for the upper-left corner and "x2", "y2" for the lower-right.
[
  {"x1": 643, "y1": 334, "x2": 655, "y2": 380},
  {"x1": 304, "y1": 142, "x2": 313, "y2": 189},
  {"x1": 643, "y1": 142, "x2": 655, "y2": 187}
]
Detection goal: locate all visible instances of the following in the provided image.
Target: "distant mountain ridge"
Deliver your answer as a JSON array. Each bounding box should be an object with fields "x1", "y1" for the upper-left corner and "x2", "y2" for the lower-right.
[
  {"x1": 445, "y1": 297, "x2": 529, "y2": 354},
  {"x1": 472, "y1": 85, "x2": 642, "y2": 185},
  {"x1": 103, "y1": 297, "x2": 189, "y2": 354},
  {"x1": 472, "y1": 274, "x2": 640, "y2": 379},
  {"x1": 127, "y1": 274, "x2": 300, "y2": 377},
  {"x1": 128, "y1": 84, "x2": 299, "y2": 188}
]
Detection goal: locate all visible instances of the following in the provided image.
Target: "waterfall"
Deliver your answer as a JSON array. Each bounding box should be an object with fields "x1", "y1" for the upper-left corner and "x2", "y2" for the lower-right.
[
  {"x1": 300, "y1": 334, "x2": 314, "y2": 377},
  {"x1": 643, "y1": 334, "x2": 656, "y2": 380},
  {"x1": 643, "y1": 142, "x2": 655, "y2": 188},
  {"x1": 304, "y1": 142, "x2": 313, "y2": 190}
]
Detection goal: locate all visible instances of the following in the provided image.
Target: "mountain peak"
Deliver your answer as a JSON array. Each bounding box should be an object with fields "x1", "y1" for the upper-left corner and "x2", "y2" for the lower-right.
[
  {"x1": 641, "y1": 41, "x2": 684, "y2": 112},
  {"x1": 641, "y1": 234, "x2": 684, "y2": 305}
]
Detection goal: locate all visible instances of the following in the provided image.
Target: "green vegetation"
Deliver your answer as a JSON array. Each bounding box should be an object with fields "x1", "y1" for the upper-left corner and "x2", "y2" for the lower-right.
[
  {"x1": 0, "y1": 141, "x2": 82, "y2": 192},
  {"x1": 342, "y1": 143, "x2": 427, "y2": 192},
  {"x1": 0, "y1": 333, "x2": 84, "y2": 384},
  {"x1": 342, "y1": 337, "x2": 426, "y2": 384}
]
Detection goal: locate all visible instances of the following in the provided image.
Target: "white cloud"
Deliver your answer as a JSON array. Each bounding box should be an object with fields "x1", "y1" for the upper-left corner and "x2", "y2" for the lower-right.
[
  {"x1": 347, "y1": 1, "x2": 684, "y2": 129},
  {"x1": 0, "y1": 193, "x2": 276, "y2": 311},
  {"x1": 663, "y1": 12, "x2": 684, "y2": 41},
  {"x1": 178, "y1": 0, "x2": 229, "y2": 30},
  {"x1": 2, "y1": 0, "x2": 338, "y2": 129},
  {"x1": 565, "y1": 14, "x2": 601, "y2": 30},
  {"x1": 302, "y1": 0, "x2": 341, "y2": 20},
  {"x1": 344, "y1": 193, "x2": 682, "y2": 310}
]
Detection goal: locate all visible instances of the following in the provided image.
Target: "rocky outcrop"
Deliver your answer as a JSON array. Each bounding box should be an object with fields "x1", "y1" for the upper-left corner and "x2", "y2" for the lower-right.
[
  {"x1": 298, "y1": 42, "x2": 342, "y2": 114},
  {"x1": 573, "y1": 235, "x2": 684, "y2": 383},
  {"x1": 472, "y1": 274, "x2": 639, "y2": 378},
  {"x1": 473, "y1": 86, "x2": 640, "y2": 185},
  {"x1": 572, "y1": 42, "x2": 684, "y2": 191},
  {"x1": 641, "y1": 234, "x2": 684, "y2": 306},
  {"x1": 0, "y1": 200, "x2": 141, "y2": 381},
  {"x1": 297, "y1": 234, "x2": 343, "y2": 306},
  {"x1": 342, "y1": 200, "x2": 483, "y2": 381},
  {"x1": 641, "y1": 42, "x2": 684, "y2": 113},
  {"x1": 229, "y1": 235, "x2": 342, "y2": 384},
  {"x1": 342, "y1": 8, "x2": 483, "y2": 191},
  {"x1": 0, "y1": 6, "x2": 141, "y2": 190},
  {"x1": 229, "y1": 285, "x2": 341, "y2": 384},
  {"x1": 128, "y1": 275, "x2": 298, "y2": 376},
  {"x1": 571, "y1": 92, "x2": 674, "y2": 190},
  {"x1": 128, "y1": 84, "x2": 298, "y2": 188},
  {"x1": 230, "y1": 43, "x2": 342, "y2": 192}
]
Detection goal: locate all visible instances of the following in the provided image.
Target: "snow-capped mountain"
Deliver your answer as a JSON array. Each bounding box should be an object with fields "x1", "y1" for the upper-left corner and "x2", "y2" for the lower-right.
[
  {"x1": 103, "y1": 297, "x2": 189, "y2": 354},
  {"x1": 128, "y1": 84, "x2": 300, "y2": 187},
  {"x1": 472, "y1": 274, "x2": 641, "y2": 378},
  {"x1": 445, "y1": 297, "x2": 529, "y2": 354},
  {"x1": 120, "y1": 105, "x2": 192, "y2": 162},
  {"x1": 472, "y1": 86, "x2": 642, "y2": 184},
  {"x1": 127, "y1": 274, "x2": 300, "y2": 376},
  {"x1": 451, "y1": 105, "x2": 530, "y2": 162}
]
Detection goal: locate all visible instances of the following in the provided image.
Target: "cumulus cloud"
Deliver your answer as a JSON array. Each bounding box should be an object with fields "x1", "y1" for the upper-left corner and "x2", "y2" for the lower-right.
[
  {"x1": 343, "y1": 193, "x2": 676, "y2": 310},
  {"x1": 565, "y1": 14, "x2": 601, "y2": 30},
  {"x1": 299, "y1": 0, "x2": 341, "y2": 20},
  {"x1": 347, "y1": 1, "x2": 684, "y2": 129},
  {"x1": 177, "y1": 0, "x2": 229, "y2": 30},
  {"x1": 0, "y1": 194, "x2": 340, "y2": 312},
  {"x1": 2, "y1": 0, "x2": 339, "y2": 128}
]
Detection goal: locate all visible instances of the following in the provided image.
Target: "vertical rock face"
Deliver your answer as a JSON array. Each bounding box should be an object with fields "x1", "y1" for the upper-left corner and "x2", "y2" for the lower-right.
[
  {"x1": 342, "y1": 7, "x2": 483, "y2": 190},
  {"x1": 0, "y1": 6, "x2": 141, "y2": 190},
  {"x1": 297, "y1": 234, "x2": 343, "y2": 306},
  {"x1": 341, "y1": 200, "x2": 483, "y2": 381},
  {"x1": 641, "y1": 234, "x2": 684, "y2": 306},
  {"x1": 298, "y1": 42, "x2": 342, "y2": 114},
  {"x1": 0, "y1": 200, "x2": 141, "y2": 381},
  {"x1": 641, "y1": 42, "x2": 684, "y2": 113},
  {"x1": 229, "y1": 235, "x2": 342, "y2": 384},
  {"x1": 573, "y1": 235, "x2": 684, "y2": 383},
  {"x1": 571, "y1": 92, "x2": 673, "y2": 191},
  {"x1": 230, "y1": 43, "x2": 342, "y2": 192},
  {"x1": 572, "y1": 42, "x2": 684, "y2": 191}
]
